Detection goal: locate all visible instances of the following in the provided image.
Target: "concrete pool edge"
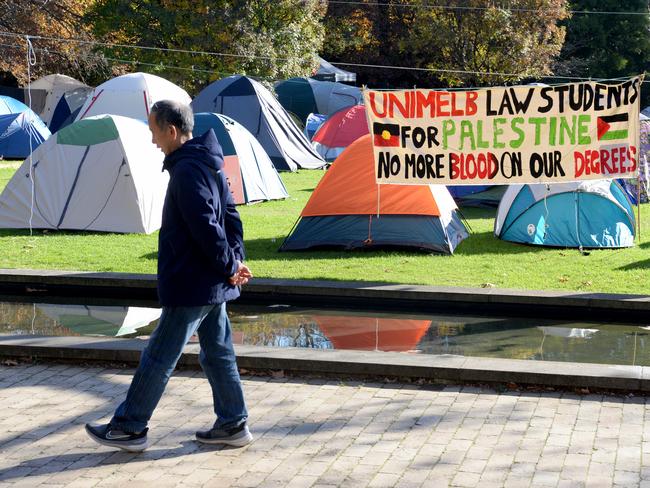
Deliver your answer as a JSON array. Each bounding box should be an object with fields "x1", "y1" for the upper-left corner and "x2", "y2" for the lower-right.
[
  {"x1": 0, "y1": 268, "x2": 649, "y2": 320},
  {"x1": 0, "y1": 334, "x2": 645, "y2": 392}
]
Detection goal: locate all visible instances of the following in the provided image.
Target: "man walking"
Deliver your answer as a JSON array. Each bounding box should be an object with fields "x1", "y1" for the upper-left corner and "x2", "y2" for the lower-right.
[{"x1": 86, "y1": 100, "x2": 253, "y2": 451}]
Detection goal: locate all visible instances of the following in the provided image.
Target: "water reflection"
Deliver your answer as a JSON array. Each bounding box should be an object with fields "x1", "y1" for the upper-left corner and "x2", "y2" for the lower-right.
[
  {"x1": 38, "y1": 305, "x2": 161, "y2": 337},
  {"x1": 0, "y1": 300, "x2": 649, "y2": 366}
]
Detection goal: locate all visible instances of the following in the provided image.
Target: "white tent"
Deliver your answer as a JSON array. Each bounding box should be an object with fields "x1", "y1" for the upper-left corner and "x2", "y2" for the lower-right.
[
  {"x1": 0, "y1": 114, "x2": 168, "y2": 234},
  {"x1": 39, "y1": 304, "x2": 161, "y2": 337},
  {"x1": 30, "y1": 74, "x2": 90, "y2": 127},
  {"x1": 75, "y1": 72, "x2": 191, "y2": 122}
]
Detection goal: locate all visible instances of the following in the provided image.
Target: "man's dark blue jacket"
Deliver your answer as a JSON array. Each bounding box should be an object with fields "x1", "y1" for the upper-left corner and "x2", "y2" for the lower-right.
[{"x1": 157, "y1": 129, "x2": 244, "y2": 306}]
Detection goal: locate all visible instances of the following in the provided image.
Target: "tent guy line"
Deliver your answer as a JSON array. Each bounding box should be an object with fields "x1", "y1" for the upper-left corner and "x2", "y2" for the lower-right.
[{"x1": 327, "y1": 1, "x2": 650, "y2": 16}]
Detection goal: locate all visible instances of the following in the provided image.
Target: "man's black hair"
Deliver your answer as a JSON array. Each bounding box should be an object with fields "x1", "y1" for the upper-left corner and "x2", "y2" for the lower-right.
[{"x1": 150, "y1": 100, "x2": 194, "y2": 135}]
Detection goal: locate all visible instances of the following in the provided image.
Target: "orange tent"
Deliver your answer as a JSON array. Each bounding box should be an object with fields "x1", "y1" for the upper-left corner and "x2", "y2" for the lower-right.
[
  {"x1": 313, "y1": 315, "x2": 431, "y2": 352},
  {"x1": 280, "y1": 134, "x2": 468, "y2": 253}
]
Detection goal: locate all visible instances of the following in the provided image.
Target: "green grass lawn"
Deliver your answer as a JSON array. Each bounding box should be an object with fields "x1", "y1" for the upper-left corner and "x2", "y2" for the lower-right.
[{"x1": 0, "y1": 162, "x2": 648, "y2": 294}]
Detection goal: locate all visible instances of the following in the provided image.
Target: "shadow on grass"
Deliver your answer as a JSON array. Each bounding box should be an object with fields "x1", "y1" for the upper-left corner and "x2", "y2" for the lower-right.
[
  {"x1": 245, "y1": 230, "x2": 542, "y2": 261},
  {"x1": 618, "y1": 259, "x2": 650, "y2": 271},
  {"x1": 0, "y1": 229, "x2": 123, "y2": 238}
]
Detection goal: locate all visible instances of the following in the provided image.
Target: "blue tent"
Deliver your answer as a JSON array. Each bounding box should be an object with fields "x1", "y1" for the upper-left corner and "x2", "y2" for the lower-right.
[
  {"x1": 495, "y1": 180, "x2": 635, "y2": 248},
  {"x1": 49, "y1": 87, "x2": 91, "y2": 133},
  {"x1": 193, "y1": 113, "x2": 288, "y2": 204},
  {"x1": 447, "y1": 185, "x2": 506, "y2": 207},
  {"x1": 191, "y1": 75, "x2": 325, "y2": 171},
  {"x1": 0, "y1": 96, "x2": 50, "y2": 158}
]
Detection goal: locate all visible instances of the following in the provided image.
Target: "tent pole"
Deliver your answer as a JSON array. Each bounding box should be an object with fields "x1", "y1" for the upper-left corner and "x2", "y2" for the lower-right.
[{"x1": 638, "y1": 167, "x2": 642, "y2": 242}]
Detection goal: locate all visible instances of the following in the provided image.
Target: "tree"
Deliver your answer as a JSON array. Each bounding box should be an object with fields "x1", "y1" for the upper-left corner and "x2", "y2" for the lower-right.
[
  {"x1": 322, "y1": 1, "x2": 421, "y2": 88},
  {"x1": 410, "y1": 0, "x2": 569, "y2": 86},
  {"x1": 557, "y1": 0, "x2": 650, "y2": 103},
  {"x1": 0, "y1": 0, "x2": 110, "y2": 86},
  {"x1": 86, "y1": 0, "x2": 327, "y2": 94},
  {"x1": 322, "y1": 0, "x2": 570, "y2": 88}
]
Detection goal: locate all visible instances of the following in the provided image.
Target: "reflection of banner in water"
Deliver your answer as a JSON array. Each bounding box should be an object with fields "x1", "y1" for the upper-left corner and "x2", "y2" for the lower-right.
[
  {"x1": 364, "y1": 77, "x2": 643, "y2": 185},
  {"x1": 313, "y1": 316, "x2": 431, "y2": 352}
]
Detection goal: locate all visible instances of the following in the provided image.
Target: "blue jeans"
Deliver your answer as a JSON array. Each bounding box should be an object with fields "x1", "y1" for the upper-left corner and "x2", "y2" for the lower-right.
[{"x1": 110, "y1": 303, "x2": 248, "y2": 433}]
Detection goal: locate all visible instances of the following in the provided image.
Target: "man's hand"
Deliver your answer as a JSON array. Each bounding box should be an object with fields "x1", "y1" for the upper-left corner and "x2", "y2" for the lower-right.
[{"x1": 229, "y1": 261, "x2": 253, "y2": 286}]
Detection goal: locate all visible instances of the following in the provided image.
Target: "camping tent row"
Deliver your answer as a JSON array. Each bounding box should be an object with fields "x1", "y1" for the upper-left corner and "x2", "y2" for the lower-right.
[
  {"x1": 0, "y1": 74, "x2": 91, "y2": 132},
  {"x1": 191, "y1": 75, "x2": 325, "y2": 172},
  {"x1": 0, "y1": 110, "x2": 290, "y2": 233},
  {"x1": 77, "y1": 73, "x2": 289, "y2": 204},
  {"x1": 8, "y1": 72, "x2": 329, "y2": 173}
]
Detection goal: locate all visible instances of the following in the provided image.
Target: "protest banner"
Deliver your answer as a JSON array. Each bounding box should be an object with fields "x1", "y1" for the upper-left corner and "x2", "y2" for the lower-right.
[{"x1": 363, "y1": 77, "x2": 643, "y2": 185}]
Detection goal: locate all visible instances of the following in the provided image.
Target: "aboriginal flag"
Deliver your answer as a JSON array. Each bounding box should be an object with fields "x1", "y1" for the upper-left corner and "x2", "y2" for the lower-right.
[
  {"x1": 373, "y1": 122, "x2": 400, "y2": 147},
  {"x1": 597, "y1": 113, "x2": 629, "y2": 141}
]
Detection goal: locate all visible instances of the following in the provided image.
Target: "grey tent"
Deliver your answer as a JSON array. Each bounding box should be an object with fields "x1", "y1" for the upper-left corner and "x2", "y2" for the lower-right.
[{"x1": 191, "y1": 75, "x2": 325, "y2": 172}]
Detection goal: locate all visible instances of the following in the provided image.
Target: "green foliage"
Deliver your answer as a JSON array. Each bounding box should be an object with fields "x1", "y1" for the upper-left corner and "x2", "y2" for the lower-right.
[
  {"x1": 0, "y1": 0, "x2": 110, "y2": 86},
  {"x1": 85, "y1": 0, "x2": 327, "y2": 94},
  {"x1": 558, "y1": 0, "x2": 650, "y2": 103},
  {"x1": 0, "y1": 167, "x2": 649, "y2": 295},
  {"x1": 322, "y1": 0, "x2": 569, "y2": 87},
  {"x1": 410, "y1": 0, "x2": 569, "y2": 86}
]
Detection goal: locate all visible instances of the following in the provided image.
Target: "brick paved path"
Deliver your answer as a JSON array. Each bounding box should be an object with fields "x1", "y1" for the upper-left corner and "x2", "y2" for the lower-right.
[{"x1": 0, "y1": 363, "x2": 648, "y2": 487}]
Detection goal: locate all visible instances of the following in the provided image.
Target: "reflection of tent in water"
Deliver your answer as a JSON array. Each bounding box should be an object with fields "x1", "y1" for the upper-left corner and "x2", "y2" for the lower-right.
[
  {"x1": 421, "y1": 317, "x2": 650, "y2": 366},
  {"x1": 313, "y1": 316, "x2": 430, "y2": 352},
  {"x1": 537, "y1": 327, "x2": 598, "y2": 339},
  {"x1": 38, "y1": 304, "x2": 161, "y2": 337},
  {"x1": 537, "y1": 326, "x2": 598, "y2": 360},
  {"x1": 231, "y1": 321, "x2": 332, "y2": 349}
]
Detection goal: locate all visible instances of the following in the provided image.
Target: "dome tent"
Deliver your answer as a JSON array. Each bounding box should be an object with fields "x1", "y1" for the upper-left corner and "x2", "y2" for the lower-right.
[
  {"x1": 193, "y1": 113, "x2": 288, "y2": 204},
  {"x1": 75, "y1": 72, "x2": 191, "y2": 122},
  {"x1": 0, "y1": 95, "x2": 50, "y2": 158},
  {"x1": 494, "y1": 180, "x2": 635, "y2": 248},
  {"x1": 311, "y1": 104, "x2": 369, "y2": 162},
  {"x1": 280, "y1": 134, "x2": 468, "y2": 253},
  {"x1": 0, "y1": 115, "x2": 168, "y2": 234},
  {"x1": 30, "y1": 74, "x2": 90, "y2": 128},
  {"x1": 191, "y1": 75, "x2": 325, "y2": 171}
]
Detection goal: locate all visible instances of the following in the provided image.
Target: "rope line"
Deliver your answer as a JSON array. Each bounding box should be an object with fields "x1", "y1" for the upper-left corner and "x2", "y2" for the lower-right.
[
  {"x1": 328, "y1": 1, "x2": 649, "y2": 16},
  {"x1": 25, "y1": 35, "x2": 37, "y2": 236},
  {"x1": 0, "y1": 38, "x2": 645, "y2": 86}
]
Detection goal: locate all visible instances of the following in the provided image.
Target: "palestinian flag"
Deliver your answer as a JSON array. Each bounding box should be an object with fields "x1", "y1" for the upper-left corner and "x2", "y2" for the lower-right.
[
  {"x1": 597, "y1": 113, "x2": 629, "y2": 141},
  {"x1": 373, "y1": 122, "x2": 400, "y2": 147}
]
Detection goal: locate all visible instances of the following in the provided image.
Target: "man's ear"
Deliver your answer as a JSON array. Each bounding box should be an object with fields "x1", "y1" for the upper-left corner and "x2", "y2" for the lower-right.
[{"x1": 168, "y1": 124, "x2": 178, "y2": 139}]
